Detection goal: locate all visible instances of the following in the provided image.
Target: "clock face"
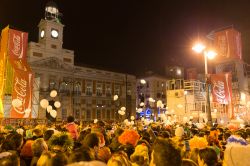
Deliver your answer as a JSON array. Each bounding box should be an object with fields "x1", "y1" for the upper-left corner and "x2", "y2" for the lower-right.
[
  {"x1": 51, "y1": 29, "x2": 59, "y2": 38},
  {"x1": 40, "y1": 30, "x2": 45, "y2": 38}
]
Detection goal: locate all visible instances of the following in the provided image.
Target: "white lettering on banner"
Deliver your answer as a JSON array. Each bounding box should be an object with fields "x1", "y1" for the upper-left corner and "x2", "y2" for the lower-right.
[
  {"x1": 213, "y1": 80, "x2": 226, "y2": 104},
  {"x1": 13, "y1": 77, "x2": 27, "y2": 114},
  {"x1": 11, "y1": 33, "x2": 24, "y2": 59}
]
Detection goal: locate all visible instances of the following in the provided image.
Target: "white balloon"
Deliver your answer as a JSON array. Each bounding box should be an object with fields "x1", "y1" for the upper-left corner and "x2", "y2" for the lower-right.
[
  {"x1": 140, "y1": 79, "x2": 146, "y2": 84},
  {"x1": 120, "y1": 111, "x2": 125, "y2": 116},
  {"x1": 113, "y1": 95, "x2": 118, "y2": 101},
  {"x1": 156, "y1": 100, "x2": 162, "y2": 108},
  {"x1": 47, "y1": 105, "x2": 53, "y2": 113},
  {"x1": 12, "y1": 99, "x2": 22, "y2": 108},
  {"x1": 130, "y1": 116, "x2": 135, "y2": 121},
  {"x1": 118, "y1": 110, "x2": 122, "y2": 115},
  {"x1": 50, "y1": 90, "x2": 57, "y2": 98},
  {"x1": 124, "y1": 119, "x2": 129, "y2": 123},
  {"x1": 40, "y1": 99, "x2": 49, "y2": 109},
  {"x1": 140, "y1": 102, "x2": 144, "y2": 107},
  {"x1": 126, "y1": 121, "x2": 131, "y2": 126},
  {"x1": 94, "y1": 119, "x2": 98, "y2": 123},
  {"x1": 149, "y1": 97, "x2": 154, "y2": 102},
  {"x1": 120, "y1": 107, "x2": 126, "y2": 111},
  {"x1": 50, "y1": 109, "x2": 57, "y2": 118},
  {"x1": 54, "y1": 101, "x2": 61, "y2": 108}
]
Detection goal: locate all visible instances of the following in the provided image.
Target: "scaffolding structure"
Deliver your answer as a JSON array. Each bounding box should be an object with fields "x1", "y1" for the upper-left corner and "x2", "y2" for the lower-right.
[{"x1": 167, "y1": 79, "x2": 228, "y2": 122}]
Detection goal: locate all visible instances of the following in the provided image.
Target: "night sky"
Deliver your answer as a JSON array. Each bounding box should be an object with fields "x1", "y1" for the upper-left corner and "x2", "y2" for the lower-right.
[{"x1": 1, "y1": 0, "x2": 250, "y2": 76}]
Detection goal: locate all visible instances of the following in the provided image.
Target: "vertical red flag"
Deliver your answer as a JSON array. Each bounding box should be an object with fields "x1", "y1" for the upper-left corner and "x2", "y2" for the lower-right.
[
  {"x1": 214, "y1": 28, "x2": 242, "y2": 61},
  {"x1": 7, "y1": 29, "x2": 33, "y2": 118},
  {"x1": 211, "y1": 73, "x2": 232, "y2": 105}
]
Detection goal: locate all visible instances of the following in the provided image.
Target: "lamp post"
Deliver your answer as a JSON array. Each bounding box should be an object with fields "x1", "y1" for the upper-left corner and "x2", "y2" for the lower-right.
[{"x1": 192, "y1": 43, "x2": 217, "y2": 126}]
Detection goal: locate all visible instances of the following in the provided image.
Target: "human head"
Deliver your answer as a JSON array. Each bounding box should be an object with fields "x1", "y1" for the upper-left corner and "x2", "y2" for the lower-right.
[
  {"x1": 189, "y1": 148, "x2": 199, "y2": 164},
  {"x1": 198, "y1": 147, "x2": 218, "y2": 166},
  {"x1": 150, "y1": 138, "x2": 181, "y2": 166},
  {"x1": 107, "y1": 151, "x2": 132, "y2": 166},
  {"x1": 49, "y1": 152, "x2": 68, "y2": 166},
  {"x1": 48, "y1": 133, "x2": 74, "y2": 153},
  {"x1": 68, "y1": 147, "x2": 93, "y2": 163},
  {"x1": 32, "y1": 128, "x2": 43, "y2": 139},
  {"x1": 67, "y1": 116, "x2": 75, "y2": 123},
  {"x1": 78, "y1": 129, "x2": 91, "y2": 143},
  {"x1": 10, "y1": 133, "x2": 23, "y2": 150},
  {"x1": 130, "y1": 144, "x2": 149, "y2": 166},
  {"x1": 117, "y1": 144, "x2": 134, "y2": 159},
  {"x1": 32, "y1": 138, "x2": 48, "y2": 157},
  {"x1": 158, "y1": 131, "x2": 171, "y2": 139},
  {"x1": 43, "y1": 130, "x2": 54, "y2": 141},
  {"x1": 0, "y1": 151, "x2": 20, "y2": 166},
  {"x1": 0, "y1": 140, "x2": 16, "y2": 152},
  {"x1": 223, "y1": 144, "x2": 250, "y2": 166},
  {"x1": 82, "y1": 133, "x2": 99, "y2": 149}
]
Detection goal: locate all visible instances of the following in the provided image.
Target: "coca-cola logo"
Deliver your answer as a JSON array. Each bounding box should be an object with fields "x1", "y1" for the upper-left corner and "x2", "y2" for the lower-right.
[
  {"x1": 213, "y1": 80, "x2": 226, "y2": 104},
  {"x1": 13, "y1": 77, "x2": 27, "y2": 114},
  {"x1": 11, "y1": 33, "x2": 24, "y2": 59}
]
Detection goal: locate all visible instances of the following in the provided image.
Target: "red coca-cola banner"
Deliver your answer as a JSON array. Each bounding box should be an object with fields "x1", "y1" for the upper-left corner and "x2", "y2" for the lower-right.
[
  {"x1": 214, "y1": 28, "x2": 242, "y2": 61},
  {"x1": 211, "y1": 73, "x2": 232, "y2": 105},
  {"x1": 7, "y1": 29, "x2": 33, "y2": 118},
  {"x1": 8, "y1": 29, "x2": 28, "y2": 61}
]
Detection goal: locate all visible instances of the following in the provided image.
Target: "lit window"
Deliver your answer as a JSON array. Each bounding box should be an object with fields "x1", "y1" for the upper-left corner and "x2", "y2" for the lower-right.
[
  {"x1": 96, "y1": 84, "x2": 102, "y2": 96},
  {"x1": 115, "y1": 85, "x2": 120, "y2": 95},
  {"x1": 106, "y1": 85, "x2": 111, "y2": 97},
  {"x1": 86, "y1": 82, "x2": 92, "y2": 96}
]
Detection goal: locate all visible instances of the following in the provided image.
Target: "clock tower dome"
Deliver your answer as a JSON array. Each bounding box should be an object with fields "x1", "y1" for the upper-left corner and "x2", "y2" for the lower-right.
[{"x1": 38, "y1": 1, "x2": 64, "y2": 50}]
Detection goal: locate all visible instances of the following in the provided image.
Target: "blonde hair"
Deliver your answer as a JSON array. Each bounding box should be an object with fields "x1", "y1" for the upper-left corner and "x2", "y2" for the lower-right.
[{"x1": 107, "y1": 151, "x2": 132, "y2": 166}]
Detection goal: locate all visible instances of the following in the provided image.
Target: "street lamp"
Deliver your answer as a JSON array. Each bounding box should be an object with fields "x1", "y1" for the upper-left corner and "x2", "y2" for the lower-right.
[{"x1": 192, "y1": 43, "x2": 217, "y2": 126}]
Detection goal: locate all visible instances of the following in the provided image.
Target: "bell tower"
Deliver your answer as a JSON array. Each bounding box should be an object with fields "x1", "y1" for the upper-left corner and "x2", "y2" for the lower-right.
[{"x1": 38, "y1": 1, "x2": 64, "y2": 51}]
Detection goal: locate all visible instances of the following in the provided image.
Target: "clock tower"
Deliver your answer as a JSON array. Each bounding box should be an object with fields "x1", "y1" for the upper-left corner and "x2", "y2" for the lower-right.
[
  {"x1": 38, "y1": 1, "x2": 64, "y2": 51},
  {"x1": 28, "y1": 1, "x2": 74, "y2": 66}
]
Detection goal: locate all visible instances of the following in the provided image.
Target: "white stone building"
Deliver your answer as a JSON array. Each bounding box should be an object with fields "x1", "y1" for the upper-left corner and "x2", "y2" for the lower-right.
[{"x1": 27, "y1": 1, "x2": 136, "y2": 121}]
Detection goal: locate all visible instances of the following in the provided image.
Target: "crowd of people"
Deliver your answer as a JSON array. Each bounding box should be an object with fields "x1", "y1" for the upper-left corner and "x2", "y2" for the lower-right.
[{"x1": 0, "y1": 116, "x2": 249, "y2": 166}]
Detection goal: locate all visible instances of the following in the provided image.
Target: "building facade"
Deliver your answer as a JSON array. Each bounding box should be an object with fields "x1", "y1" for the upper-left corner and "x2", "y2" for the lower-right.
[
  {"x1": 27, "y1": 2, "x2": 136, "y2": 121},
  {"x1": 136, "y1": 74, "x2": 167, "y2": 118}
]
